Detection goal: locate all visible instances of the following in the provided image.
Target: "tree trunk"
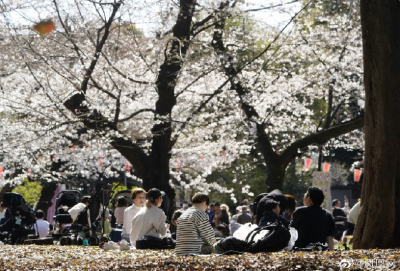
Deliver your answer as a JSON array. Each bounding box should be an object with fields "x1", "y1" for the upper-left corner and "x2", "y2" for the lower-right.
[
  {"x1": 265, "y1": 161, "x2": 286, "y2": 192},
  {"x1": 353, "y1": 0, "x2": 400, "y2": 249},
  {"x1": 35, "y1": 182, "x2": 58, "y2": 220}
]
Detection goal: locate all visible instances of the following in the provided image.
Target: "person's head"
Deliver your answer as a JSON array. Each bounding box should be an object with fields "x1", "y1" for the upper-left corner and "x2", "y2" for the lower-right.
[
  {"x1": 192, "y1": 193, "x2": 210, "y2": 212},
  {"x1": 214, "y1": 202, "x2": 221, "y2": 212},
  {"x1": 216, "y1": 224, "x2": 227, "y2": 236},
  {"x1": 264, "y1": 200, "x2": 280, "y2": 215},
  {"x1": 304, "y1": 186, "x2": 325, "y2": 206},
  {"x1": 220, "y1": 204, "x2": 229, "y2": 212},
  {"x1": 171, "y1": 209, "x2": 184, "y2": 226},
  {"x1": 81, "y1": 196, "x2": 90, "y2": 205},
  {"x1": 117, "y1": 196, "x2": 128, "y2": 207},
  {"x1": 131, "y1": 188, "x2": 146, "y2": 207},
  {"x1": 284, "y1": 194, "x2": 297, "y2": 217},
  {"x1": 209, "y1": 203, "x2": 215, "y2": 213},
  {"x1": 236, "y1": 206, "x2": 241, "y2": 214},
  {"x1": 35, "y1": 209, "x2": 45, "y2": 220},
  {"x1": 332, "y1": 199, "x2": 341, "y2": 207},
  {"x1": 241, "y1": 206, "x2": 247, "y2": 214},
  {"x1": 146, "y1": 188, "x2": 163, "y2": 208}
]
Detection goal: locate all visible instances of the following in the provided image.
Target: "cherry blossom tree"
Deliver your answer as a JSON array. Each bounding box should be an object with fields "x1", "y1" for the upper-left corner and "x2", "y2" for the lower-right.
[
  {"x1": 209, "y1": 0, "x2": 364, "y2": 191},
  {"x1": 0, "y1": 0, "x2": 366, "y2": 209},
  {"x1": 0, "y1": 0, "x2": 251, "y2": 210}
]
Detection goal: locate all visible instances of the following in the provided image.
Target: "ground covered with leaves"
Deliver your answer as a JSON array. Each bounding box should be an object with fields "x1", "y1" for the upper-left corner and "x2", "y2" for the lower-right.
[{"x1": 0, "y1": 245, "x2": 399, "y2": 270}]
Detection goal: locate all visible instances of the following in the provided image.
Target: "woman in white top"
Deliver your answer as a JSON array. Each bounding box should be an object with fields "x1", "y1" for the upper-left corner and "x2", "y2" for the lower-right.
[
  {"x1": 121, "y1": 188, "x2": 146, "y2": 242},
  {"x1": 129, "y1": 188, "x2": 169, "y2": 247}
]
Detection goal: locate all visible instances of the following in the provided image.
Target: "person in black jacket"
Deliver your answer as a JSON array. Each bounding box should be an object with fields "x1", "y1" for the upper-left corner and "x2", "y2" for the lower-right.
[
  {"x1": 255, "y1": 190, "x2": 288, "y2": 224},
  {"x1": 290, "y1": 187, "x2": 335, "y2": 250},
  {"x1": 258, "y1": 200, "x2": 289, "y2": 228}
]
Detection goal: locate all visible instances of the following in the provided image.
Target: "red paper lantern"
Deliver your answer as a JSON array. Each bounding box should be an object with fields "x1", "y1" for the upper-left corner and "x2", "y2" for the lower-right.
[{"x1": 304, "y1": 158, "x2": 312, "y2": 171}]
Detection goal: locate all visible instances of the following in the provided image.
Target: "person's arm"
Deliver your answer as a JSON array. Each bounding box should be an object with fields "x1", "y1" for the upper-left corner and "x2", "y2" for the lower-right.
[
  {"x1": 326, "y1": 236, "x2": 334, "y2": 250},
  {"x1": 154, "y1": 210, "x2": 168, "y2": 237},
  {"x1": 290, "y1": 209, "x2": 301, "y2": 229},
  {"x1": 197, "y1": 213, "x2": 217, "y2": 245},
  {"x1": 130, "y1": 217, "x2": 139, "y2": 246}
]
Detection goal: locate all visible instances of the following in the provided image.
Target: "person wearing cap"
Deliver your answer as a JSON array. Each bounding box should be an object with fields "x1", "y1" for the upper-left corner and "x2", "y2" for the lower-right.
[{"x1": 129, "y1": 188, "x2": 169, "y2": 247}]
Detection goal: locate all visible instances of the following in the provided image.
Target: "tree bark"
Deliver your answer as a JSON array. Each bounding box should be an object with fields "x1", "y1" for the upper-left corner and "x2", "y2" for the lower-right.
[{"x1": 353, "y1": 0, "x2": 400, "y2": 249}]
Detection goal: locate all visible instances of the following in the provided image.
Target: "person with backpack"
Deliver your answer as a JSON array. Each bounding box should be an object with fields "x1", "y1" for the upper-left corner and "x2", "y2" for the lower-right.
[
  {"x1": 255, "y1": 190, "x2": 288, "y2": 224},
  {"x1": 258, "y1": 200, "x2": 289, "y2": 228},
  {"x1": 290, "y1": 186, "x2": 335, "y2": 250}
]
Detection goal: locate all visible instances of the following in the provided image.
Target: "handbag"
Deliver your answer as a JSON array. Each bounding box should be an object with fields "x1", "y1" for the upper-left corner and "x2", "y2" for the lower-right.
[{"x1": 136, "y1": 235, "x2": 176, "y2": 250}]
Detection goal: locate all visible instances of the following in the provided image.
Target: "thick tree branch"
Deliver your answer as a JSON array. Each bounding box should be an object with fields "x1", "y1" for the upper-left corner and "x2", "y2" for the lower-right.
[{"x1": 281, "y1": 114, "x2": 364, "y2": 165}]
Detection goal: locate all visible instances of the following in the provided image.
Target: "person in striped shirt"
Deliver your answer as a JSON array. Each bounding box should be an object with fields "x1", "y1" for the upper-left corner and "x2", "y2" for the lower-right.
[{"x1": 175, "y1": 193, "x2": 223, "y2": 255}]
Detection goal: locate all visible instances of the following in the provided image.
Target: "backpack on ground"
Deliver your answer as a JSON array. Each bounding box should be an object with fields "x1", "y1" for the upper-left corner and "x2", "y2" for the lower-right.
[
  {"x1": 216, "y1": 220, "x2": 290, "y2": 254},
  {"x1": 244, "y1": 221, "x2": 291, "y2": 253}
]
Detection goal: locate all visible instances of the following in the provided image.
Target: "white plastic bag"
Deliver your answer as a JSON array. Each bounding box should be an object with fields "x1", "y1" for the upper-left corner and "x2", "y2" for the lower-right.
[
  {"x1": 233, "y1": 222, "x2": 258, "y2": 241},
  {"x1": 284, "y1": 227, "x2": 298, "y2": 251}
]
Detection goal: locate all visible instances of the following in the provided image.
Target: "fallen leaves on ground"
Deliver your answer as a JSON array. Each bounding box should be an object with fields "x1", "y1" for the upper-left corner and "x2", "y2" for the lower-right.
[{"x1": 0, "y1": 245, "x2": 399, "y2": 270}]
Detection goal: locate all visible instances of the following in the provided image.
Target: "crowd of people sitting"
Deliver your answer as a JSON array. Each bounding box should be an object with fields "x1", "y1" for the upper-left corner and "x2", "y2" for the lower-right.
[
  {"x1": 113, "y1": 186, "x2": 360, "y2": 255},
  {"x1": 0, "y1": 186, "x2": 361, "y2": 254}
]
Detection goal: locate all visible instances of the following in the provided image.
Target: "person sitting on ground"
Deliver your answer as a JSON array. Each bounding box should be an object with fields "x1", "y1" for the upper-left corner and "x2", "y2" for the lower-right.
[
  {"x1": 215, "y1": 224, "x2": 229, "y2": 238},
  {"x1": 346, "y1": 199, "x2": 361, "y2": 235},
  {"x1": 211, "y1": 202, "x2": 221, "y2": 227},
  {"x1": 229, "y1": 215, "x2": 241, "y2": 236},
  {"x1": 33, "y1": 210, "x2": 49, "y2": 238},
  {"x1": 290, "y1": 186, "x2": 335, "y2": 250},
  {"x1": 332, "y1": 199, "x2": 347, "y2": 218},
  {"x1": 255, "y1": 190, "x2": 288, "y2": 224},
  {"x1": 237, "y1": 206, "x2": 252, "y2": 225},
  {"x1": 130, "y1": 188, "x2": 169, "y2": 247},
  {"x1": 258, "y1": 200, "x2": 289, "y2": 228},
  {"x1": 114, "y1": 196, "x2": 128, "y2": 226},
  {"x1": 121, "y1": 188, "x2": 146, "y2": 242},
  {"x1": 283, "y1": 194, "x2": 297, "y2": 221},
  {"x1": 231, "y1": 206, "x2": 241, "y2": 222},
  {"x1": 170, "y1": 209, "x2": 184, "y2": 240},
  {"x1": 175, "y1": 193, "x2": 223, "y2": 256},
  {"x1": 68, "y1": 196, "x2": 90, "y2": 222}
]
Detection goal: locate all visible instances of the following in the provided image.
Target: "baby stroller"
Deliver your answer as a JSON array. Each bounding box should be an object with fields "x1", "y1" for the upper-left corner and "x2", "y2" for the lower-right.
[
  {"x1": 52, "y1": 190, "x2": 82, "y2": 240},
  {"x1": 59, "y1": 183, "x2": 115, "y2": 246},
  {"x1": 0, "y1": 192, "x2": 36, "y2": 244}
]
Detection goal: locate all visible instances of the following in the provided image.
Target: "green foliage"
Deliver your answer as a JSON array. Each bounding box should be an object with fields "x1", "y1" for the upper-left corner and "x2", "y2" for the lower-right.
[
  {"x1": 206, "y1": 156, "x2": 267, "y2": 208},
  {"x1": 12, "y1": 179, "x2": 42, "y2": 207},
  {"x1": 112, "y1": 183, "x2": 129, "y2": 194},
  {"x1": 283, "y1": 161, "x2": 313, "y2": 206}
]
